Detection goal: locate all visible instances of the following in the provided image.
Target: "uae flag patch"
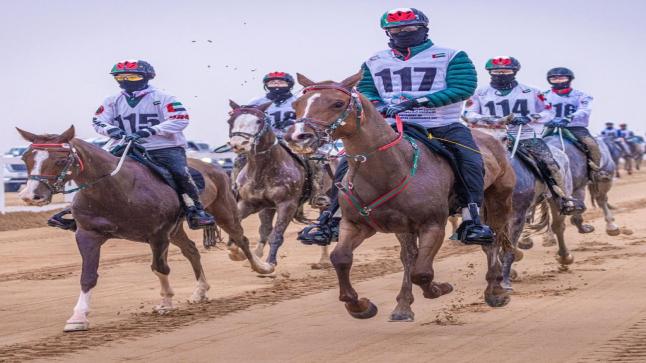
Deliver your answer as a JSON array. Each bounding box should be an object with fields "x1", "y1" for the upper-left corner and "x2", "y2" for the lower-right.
[
  {"x1": 166, "y1": 102, "x2": 186, "y2": 113},
  {"x1": 432, "y1": 53, "x2": 446, "y2": 58}
]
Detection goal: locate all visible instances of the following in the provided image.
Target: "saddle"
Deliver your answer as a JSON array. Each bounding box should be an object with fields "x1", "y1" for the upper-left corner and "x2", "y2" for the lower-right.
[
  {"x1": 542, "y1": 127, "x2": 588, "y2": 155},
  {"x1": 110, "y1": 143, "x2": 206, "y2": 194},
  {"x1": 398, "y1": 122, "x2": 466, "y2": 212}
]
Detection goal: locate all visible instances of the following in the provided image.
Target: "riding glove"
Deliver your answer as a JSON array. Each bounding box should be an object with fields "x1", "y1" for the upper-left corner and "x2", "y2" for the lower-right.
[
  {"x1": 107, "y1": 128, "x2": 126, "y2": 140},
  {"x1": 384, "y1": 99, "x2": 419, "y2": 118}
]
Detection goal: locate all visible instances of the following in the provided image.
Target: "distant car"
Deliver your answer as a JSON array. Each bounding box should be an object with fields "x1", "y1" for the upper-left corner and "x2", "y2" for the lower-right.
[
  {"x1": 3, "y1": 147, "x2": 28, "y2": 192},
  {"x1": 187, "y1": 141, "x2": 210, "y2": 153}
]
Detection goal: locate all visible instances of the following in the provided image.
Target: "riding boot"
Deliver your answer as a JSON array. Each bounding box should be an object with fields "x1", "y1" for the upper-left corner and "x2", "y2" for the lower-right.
[
  {"x1": 47, "y1": 207, "x2": 77, "y2": 231},
  {"x1": 452, "y1": 203, "x2": 495, "y2": 245},
  {"x1": 307, "y1": 159, "x2": 331, "y2": 208},
  {"x1": 298, "y1": 209, "x2": 340, "y2": 246},
  {"x1": 579, "y1": 135, "x2": 602, "y2": 171},
  {"x1": 184, "y1": 198, "x2": 216, "y2": 230}
]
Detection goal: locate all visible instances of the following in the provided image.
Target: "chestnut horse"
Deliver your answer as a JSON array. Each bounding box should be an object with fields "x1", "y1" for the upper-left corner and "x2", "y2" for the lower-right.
[
  {"x1": 284, "y1": 73, "x2": 516, "y2": 321},
  {"x1": 17, "y1": 126, "x2": 272, "y2": 332}
]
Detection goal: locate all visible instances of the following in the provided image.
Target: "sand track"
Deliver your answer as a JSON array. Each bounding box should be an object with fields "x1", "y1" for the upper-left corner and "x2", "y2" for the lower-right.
[{"x1": 1, "y1": 172, "x2": 646, "y2": 362}]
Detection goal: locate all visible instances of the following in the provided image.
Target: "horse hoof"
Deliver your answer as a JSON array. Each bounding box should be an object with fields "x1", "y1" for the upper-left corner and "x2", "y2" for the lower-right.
[
  {"x1": 346, "y1": 298, "x2": 378, "y2": 319},
  {"x1": 513, "y1": 249, "x2": 524, "y2": 262},
  {"x1": 485, "y1": 293, "x2": 510, "y2": 308},
  {"x1": 154, "y1": 305, "x2": 176, "y2": 314},
  {"x1": 579, "y1": 225, "x2": 595, "y2": 234},
  {"x1": 63, "y1": 321, "x2": 89, "y2": 332},
  {"x1": 227, "y1": 248, "x2": 246, "y2": 262},
  {"x1": 620, "y1": 227, "x2": 634, "y2": 235},
  {"x1": 389, "y1": 312, "x2": 415, "y2": 322},
  {"x1": 424, "y1": 282, "x2": 453, "y2": 299},
  {"x1": 254, "y1": 262, "x2": 275, "y2": 275},
  {"x1": 310, "y1": 262, "x2": 332, "y2": 270},
  {"x1": 501, "y1": 281, "x2": 513, "y2": 292},
  {"x1": 189, "y1": 294, "x2": 209, "y2": 304},
  {"x1": 606, "y1": 227, "x2": 621, "y2": 236},
  {"x1": 556, "y1": 253, "x2": 574, "y2": 265},
  {"x1": 518, "y1": 237, "x2": 533, "y2": 250}
]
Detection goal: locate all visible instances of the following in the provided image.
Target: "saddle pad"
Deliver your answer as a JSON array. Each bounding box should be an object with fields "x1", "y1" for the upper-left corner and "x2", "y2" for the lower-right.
[{"x1": 111, "y1": 144, "x2": 206, "y2": 193}]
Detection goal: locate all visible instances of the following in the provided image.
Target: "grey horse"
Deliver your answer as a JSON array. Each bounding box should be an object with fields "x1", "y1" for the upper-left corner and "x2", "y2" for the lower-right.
[
  {"x1": 544, "y1": 134, "x2": 619, "y2": 236},
  {"x1": 601, "y1": 136, "x2": 631, "y2": 177},
  {"x1": 468, "y1": 123, "x2": 574, "y2": 291}
]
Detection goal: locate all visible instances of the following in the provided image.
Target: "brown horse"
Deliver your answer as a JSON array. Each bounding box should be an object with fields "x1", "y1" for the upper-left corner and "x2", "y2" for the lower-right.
[
  {"x1": 227, "y1": 101, "x2": 330, "y2": 267},
  {"x1": 284, "y1": 73, "x2": 516, "y2": 321},
  {"x1": 16, "y1": 126, "x2": 272, "y2": 332}
]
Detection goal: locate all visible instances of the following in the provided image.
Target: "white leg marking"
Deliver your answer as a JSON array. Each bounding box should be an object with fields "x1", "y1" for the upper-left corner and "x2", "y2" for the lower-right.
[
  {"x1": 19, "y1": 150, "x2": 48, "y2": 201},
  {"x1": 64, "y1": 289, "x2": 92, "y2": 332},
  {"x1": 154, "y1": 271, "x2": 175, "y2": 313},
  {"x1": 190, "y1": 273, "x2": 210, "y2": 303}
]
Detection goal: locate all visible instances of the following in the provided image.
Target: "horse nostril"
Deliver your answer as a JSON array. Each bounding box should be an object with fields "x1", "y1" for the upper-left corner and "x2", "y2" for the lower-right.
[
  {"x1": 296, "y1": 133, "x2": 314, "y2": 141},
  {"x1": 33, "y1": 194, "x2": 43, "y2": 201}
]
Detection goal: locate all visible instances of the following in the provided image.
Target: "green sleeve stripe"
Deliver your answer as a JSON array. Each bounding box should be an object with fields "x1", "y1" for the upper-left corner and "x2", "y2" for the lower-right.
[{"x1": 357, "y1": 63, "x2": 383, "y2": 102}]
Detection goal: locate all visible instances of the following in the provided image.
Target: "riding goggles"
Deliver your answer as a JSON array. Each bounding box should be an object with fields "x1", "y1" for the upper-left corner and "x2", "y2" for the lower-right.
[{"x1": 114, "y1": 74, "x2": 145, "y2": 81}]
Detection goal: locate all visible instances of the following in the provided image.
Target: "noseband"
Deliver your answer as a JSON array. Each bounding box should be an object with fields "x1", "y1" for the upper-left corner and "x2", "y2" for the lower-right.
[
  {"x1": 229, "y1": 108, "x2": 275, "y2": 154},
  {"x1": 294, "y1": 84, "x2": 363, "y2": 145},
  {"x1": 25, "y1": 143, "x2": 85, "y2": 194}
]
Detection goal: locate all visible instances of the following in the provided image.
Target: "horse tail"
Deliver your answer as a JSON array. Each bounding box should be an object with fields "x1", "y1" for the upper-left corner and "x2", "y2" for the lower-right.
[
  {"x1": 524, "y1": 198, "x2": 551, "y2": 235},
  {"x1": 588, "y1": 182, "x2": 598, "y2": 208}
]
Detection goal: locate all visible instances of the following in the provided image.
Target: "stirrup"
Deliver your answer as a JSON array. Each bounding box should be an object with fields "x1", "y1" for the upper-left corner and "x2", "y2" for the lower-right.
[
  {"x1": 450, "y1": 220, "x2": 495, "y2": 246},
  {"x1": 298, "y1": 223, "x2": 333, "y2": 246},
  {"x1": 186, "y1": 209, "x2": 216, "y2": 230}
]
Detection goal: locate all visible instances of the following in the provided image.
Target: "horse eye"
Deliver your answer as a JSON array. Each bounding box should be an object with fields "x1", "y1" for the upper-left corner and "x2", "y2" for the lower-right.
[
  {"x1": 256, "y1": 120, "x2": 261, "y2": 124},
  {"x1": 333, "y1": 101, "x2": 345, "y2": 108}
]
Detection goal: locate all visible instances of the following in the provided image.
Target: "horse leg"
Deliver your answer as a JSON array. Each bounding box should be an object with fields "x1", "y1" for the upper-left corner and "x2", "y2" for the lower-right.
[
  {"x1": 170, "y1": 226, "x2": 210, "y2": 303},
  {"x1": 482, "y1": 200, "x2": 512, "y2": 308},
  {"x1": 311, "y1": 245, "x2": 332, "y2": 269},
  {"x1": 595, "y1": 180, "x2": 621, "y2": 236},
  {"x1": 64, "y1": 229, "x2": 106, "y2": 332},
  {"x1": 390, "y1": 233, "x2": 417, "y2": 322},
  {"x1": 570, "y1": 187, "x2": 595, "y2": 234},
  {"x1": 150, "y1": 238, "x2": 175, "y2": 313},
  {"x1": 448, "y1": 215, "x2": 460, "y2": 235},
  {"x1": 547, "y1": 200, "x2": 573, "y2": 266},
  {"x1": 330, "y1": 219, "x2": 376, "y2": 319},
  {"x1": 412, "y1": 224, "x2": 452, "y2": 299},
  {"x1": 212, "y1": 199, "x2": 273, "y2": 274},
  {"x1": 502, "y1": 196, "x2": 532, "y2": 291},
  {"x1": 265, "y1": 202, "x2": 298, "y2": 266},
  {"x1": 256, "y1": 208, "x2": 276, "y2": 258}
]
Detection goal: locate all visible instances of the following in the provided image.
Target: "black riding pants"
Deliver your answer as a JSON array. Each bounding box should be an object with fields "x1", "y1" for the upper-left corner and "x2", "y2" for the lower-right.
[
  {"x1": 147, "y1": 147, "x2": 201, "y2": 206},
  {"x1": 428, "y1": 123, "x2": 485, "y2": 207}
]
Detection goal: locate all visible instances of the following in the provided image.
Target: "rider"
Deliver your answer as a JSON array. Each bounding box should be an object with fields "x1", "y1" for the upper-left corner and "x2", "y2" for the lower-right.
[
  {"x1": 464, "y1": 57, "x2": 580, "y2": 215},
  {"x1": 602, "y1": 122, "x2": 631, "y2": 154},
  {"x1": 542, "y1": 67, "x2": 602, "y2": 172},
  {"x1": 601, "y1": 122, "x2": 619, "y2": 138},
  {"x1": 618, "y1": 123, "x2": 635, "y2": 139},
  {"x1": 48, "y1": 60, "x2": 215, "y2": 231},
  {"x1": 232, "y1": 72, "x2": 329, "y2": 207},
  {"x1": 300, "y1": 7, "x2": 494, "y2": 246}
]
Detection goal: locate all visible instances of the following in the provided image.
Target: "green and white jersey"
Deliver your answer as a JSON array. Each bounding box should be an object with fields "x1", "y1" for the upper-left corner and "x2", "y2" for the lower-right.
[{"x1": 364, "y1": 45, "x2": 463, "y2": 128}]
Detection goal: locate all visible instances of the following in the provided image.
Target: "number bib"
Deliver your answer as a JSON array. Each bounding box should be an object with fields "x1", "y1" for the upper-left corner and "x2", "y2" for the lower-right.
[
  {"x1": 473, "y1": 84, "x2": 545, "y2": 140},
  {"x1": 365, "y1": 45, "x2": 462, "y2": 128},
  {"x1": 248, "y1": 95, "x2": 298, "y2": 131},
  {"x1": 544, "y1": 89, "x2": 592, "y2": 127}
]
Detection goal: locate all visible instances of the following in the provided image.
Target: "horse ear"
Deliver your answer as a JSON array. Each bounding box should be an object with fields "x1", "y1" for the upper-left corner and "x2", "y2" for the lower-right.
[
  {"x1": 340, "y1": 71, "x2": 363, "y2": 89},
  {"x1": 59, "y1": 125, "x2": 75, "y2": 142},
  {"x1": 258, "y1": 101, "x2": 272, "y2": 112},
  {"x1": 296, "y1": 73, "x2": 315, "y2": 87},
  {"x1": 16, "y1": 127, "x2": 37, "y2": 142},
  {"x1": 229, "y1": 100, "x2": 241, "y2": 110}
]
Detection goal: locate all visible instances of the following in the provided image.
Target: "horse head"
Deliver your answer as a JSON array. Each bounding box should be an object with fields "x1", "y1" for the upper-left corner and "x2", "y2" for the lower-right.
[
  {"x1": 285, "y1": 72, "x2": 363, "y2": 155},
  {"x1": 226, "y1": 101, "x2": 273, "y2": 154},
  {"x1": 15, "y1": 125, "x2": 77, "y2": 206}
]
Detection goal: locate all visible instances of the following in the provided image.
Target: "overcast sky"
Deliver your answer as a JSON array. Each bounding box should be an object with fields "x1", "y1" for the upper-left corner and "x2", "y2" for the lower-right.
[{"x1": 1, "y1": 0, "x2": 645, "y2": 149}]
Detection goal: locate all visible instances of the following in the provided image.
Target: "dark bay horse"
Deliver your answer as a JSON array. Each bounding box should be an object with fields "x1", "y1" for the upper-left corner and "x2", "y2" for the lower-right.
[
  {"x1": 17, "y1": 126, "x2": 272, "y2": 332},
  {"x1": 284, "y1": 73, "x2": 516, "y2": 322},
  {"x1": 227, "y1": 101, "x2": 330, "y2": 267}
]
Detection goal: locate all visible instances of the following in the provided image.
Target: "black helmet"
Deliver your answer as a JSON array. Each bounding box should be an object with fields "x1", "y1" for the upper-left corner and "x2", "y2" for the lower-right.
[{"x1": 547, "y1": 67, "x2": 574, "y2": 81}]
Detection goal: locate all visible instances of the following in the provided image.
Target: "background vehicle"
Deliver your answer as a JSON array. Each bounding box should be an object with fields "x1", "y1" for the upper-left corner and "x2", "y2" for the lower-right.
[{"x1": 3, "y1": 147, "x2": 28, "y2": 192}]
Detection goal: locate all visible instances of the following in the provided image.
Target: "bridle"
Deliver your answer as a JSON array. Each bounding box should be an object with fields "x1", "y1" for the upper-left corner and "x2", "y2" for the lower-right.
[
  {"x1": 228, "y1": 107, "x2": 276, "y2": 155},
  {"x1": 25, "y1": 143, "x2": 86, "y2": 194},
  {"x1": 294, "y1": 84, "x2": 363, "y2": 151},
  {"x1": 25, "y1": 139, "x2": 133, "y2": 195}
]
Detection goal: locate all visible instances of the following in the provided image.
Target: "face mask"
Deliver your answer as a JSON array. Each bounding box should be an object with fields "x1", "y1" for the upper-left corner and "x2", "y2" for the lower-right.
[
  {"x1": 266, "y1": 86, "x2": 292, "y2": 101},
  {"x1": 549, "y1": 80, "x2": 571, "y2": 90},
  {"x1": 118, "y1": 79, "x2": 149, "y2": 94},
  {"x1": 490, "y1": 73, "x2": 517, "y2": 90},
  {"x1": 388, "y1": 27, "x2": 428, "y2": 50}
]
